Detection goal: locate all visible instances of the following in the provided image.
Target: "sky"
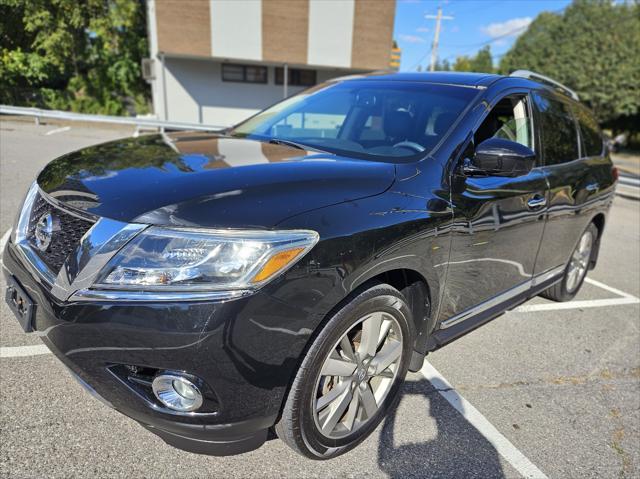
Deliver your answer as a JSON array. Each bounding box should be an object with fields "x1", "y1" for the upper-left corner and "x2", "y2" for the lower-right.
[{"x1": 393, "y1": 0, "x2": 573, "y2": 71}]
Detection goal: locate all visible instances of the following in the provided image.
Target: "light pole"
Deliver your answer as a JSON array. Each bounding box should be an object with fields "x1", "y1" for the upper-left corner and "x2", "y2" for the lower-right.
[{"x1": 426, "y1": 6, "x2": 454, "y2": 71}]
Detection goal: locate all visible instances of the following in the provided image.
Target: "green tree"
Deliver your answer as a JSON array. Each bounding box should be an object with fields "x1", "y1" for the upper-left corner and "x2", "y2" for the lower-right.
[
  {"x1": 452, "y1": 46, "x2": 494, "y2": 73},
  {"x1": 500, "y1": 0, "x2": 640, "y2": 133},
  {"x1": 472, "y1": 46, "x2": 493, "y2": 73},
  {"x1": 452, "y1": 55, "x2": 473, "y2": 72},
  {"x1": 434, "y1": 58, "x2": 451, "y2": 71},
  {"x1": 0, "y1": 0, "x2": 150, "y2": 115}
]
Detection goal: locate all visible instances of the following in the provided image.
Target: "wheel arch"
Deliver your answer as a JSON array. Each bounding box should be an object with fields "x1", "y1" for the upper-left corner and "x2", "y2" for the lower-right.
[
  {"x1": 342, "y1": 267, "x2": 433, "y2": 371},
  {"x1": 273, "y1": 268, "x2": 432, "y2": 426}
]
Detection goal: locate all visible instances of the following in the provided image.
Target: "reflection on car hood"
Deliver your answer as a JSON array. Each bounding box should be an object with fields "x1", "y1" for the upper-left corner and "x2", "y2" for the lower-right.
[{"x1": 37, "y1": 132, "x2": 396, "y2": 228}]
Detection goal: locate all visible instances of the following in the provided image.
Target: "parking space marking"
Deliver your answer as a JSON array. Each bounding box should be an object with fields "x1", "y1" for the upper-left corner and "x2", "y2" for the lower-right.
[
  {"x1": 0, "y1": 228, "x2": 10, "y2": 256},
  {"x1": 513, "y1": 297, "x2": 639, "y2": 313},
  {"x1": 513, "y1": 276, "x2": 640, "y2": 313},
  {"x1": 45, "y1": 126, "x2": 71, "y2": 136},
  {"x1": 421, "y1": 361, "x2": 548, "y2": 479},
  {"x1": 584, "y1": 277, "x2": 639, "y2": 299},
  {"x1": 0, "y1": 344, "x2": 50, "y2": 358}
]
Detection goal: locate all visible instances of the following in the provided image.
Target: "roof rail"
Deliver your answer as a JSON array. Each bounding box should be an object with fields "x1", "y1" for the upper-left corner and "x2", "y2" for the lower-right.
[{"x1": 509, "y1": 70, "x2": 579, "y2": 101}]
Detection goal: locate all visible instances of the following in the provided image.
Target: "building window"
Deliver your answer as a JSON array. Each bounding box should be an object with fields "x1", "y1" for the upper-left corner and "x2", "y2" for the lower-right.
[
  {"x1": 222, "y1": 64, "x2": 267, "y2": 84},
  {"x1": 275, "y1": 67, "x2": 317, "y2": 87}
]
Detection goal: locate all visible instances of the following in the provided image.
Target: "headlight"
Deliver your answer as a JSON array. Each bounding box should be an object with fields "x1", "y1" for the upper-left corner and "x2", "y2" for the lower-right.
[{"x1": 93, "y1": 227, "x2": 318, "y2": 291}]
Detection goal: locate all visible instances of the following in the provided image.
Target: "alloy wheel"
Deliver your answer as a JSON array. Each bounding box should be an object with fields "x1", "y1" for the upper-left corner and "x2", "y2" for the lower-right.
[
  {"x1": 312, "y1": 311, "x2": 403, "y2": 439},
  {"x1": 566, "y1": 230, "x2": 593, "y2": 293}
]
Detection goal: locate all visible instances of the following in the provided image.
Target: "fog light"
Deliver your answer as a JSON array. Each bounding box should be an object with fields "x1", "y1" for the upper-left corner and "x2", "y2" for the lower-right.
[{"x1": 152, "y1": 374, "x2": 203, "y2": 412}]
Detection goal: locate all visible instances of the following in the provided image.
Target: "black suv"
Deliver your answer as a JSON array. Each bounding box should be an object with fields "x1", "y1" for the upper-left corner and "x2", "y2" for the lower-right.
[{"x1": 3, "y1": 71, "x2": 616, "y2": 459}]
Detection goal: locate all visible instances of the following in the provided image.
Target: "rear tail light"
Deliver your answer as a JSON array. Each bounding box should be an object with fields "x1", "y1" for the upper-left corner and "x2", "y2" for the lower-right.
[{"x1": 612, "y1": 166, "x2": 619, "y2": 182}]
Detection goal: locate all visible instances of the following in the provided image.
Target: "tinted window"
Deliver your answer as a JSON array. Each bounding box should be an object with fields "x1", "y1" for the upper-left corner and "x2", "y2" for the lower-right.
[
  {"x1": 574, "y1": 106, "x2": 603, "y2": 157},
  {"x1": 222, "y1": 64, "x2": 267, "y2": 84},
  {"x1": 532, "y1": 93, "x2": 579, "y2": 165},
  {"x1": 231, "y1": 81, "x2": 478, "y2": 161},
  {"x1": 275, "y1": 67, "x2": 317, "y2": 87}
]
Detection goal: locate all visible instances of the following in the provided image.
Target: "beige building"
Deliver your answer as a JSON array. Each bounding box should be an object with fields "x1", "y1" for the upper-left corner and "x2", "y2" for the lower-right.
[{"x1": 145, "y1": 0, "x2": 396, "y2": 126}]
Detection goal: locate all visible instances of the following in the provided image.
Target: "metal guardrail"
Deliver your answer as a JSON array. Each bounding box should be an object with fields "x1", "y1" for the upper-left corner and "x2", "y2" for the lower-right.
[
  {"x1": 0, "y1": 105, "x2": 227, "y2": 132},
  {"x1": 617, "y1": 173, "x2": 640, "y2": 200}
]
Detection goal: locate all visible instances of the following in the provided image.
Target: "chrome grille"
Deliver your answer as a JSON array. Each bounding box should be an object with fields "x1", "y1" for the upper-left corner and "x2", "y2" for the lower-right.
[{"x1": 27, "y1": 193, "x2": 95, "y2": 273}]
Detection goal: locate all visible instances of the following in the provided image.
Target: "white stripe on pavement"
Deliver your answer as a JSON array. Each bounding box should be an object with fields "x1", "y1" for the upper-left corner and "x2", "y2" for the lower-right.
[
  {"x1": 584, "y1": 277, "x2": 639, "y2": 299},
  {"x1": 0, "y1": 228, "x2": 10, "y2": 257},
  {"x1": 513, "y1": 296, "x2": 639, "y2": 313},
  {"x1": 0, "y1": 344, "x2": 51, "y2": 358},
  {"x1": 45, "y1": 126, "x2": 71, "y2": 136},
  {"x1": 513, "y1": 276, "x2": 639, "y2": 313},
  {"x1": 420, "y1": 361, "x2": 548, "y2": 479}
]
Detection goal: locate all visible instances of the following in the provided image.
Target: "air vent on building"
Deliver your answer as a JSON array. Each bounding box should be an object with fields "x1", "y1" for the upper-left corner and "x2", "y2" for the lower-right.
[{"x1": 141, "y1": 58, "x2": 155, "y2": 82}]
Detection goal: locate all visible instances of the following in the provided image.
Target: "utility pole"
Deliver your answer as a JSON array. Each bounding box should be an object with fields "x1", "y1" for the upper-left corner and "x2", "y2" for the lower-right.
[{"x1": 426, "y1": 7, "x2": 454, "y2": 71}]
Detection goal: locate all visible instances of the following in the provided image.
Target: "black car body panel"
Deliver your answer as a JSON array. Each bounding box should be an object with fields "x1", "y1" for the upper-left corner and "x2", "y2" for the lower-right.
[
  {"x1": 3, "y1": 72, "x2": 615, "y2": 456},
  {"x1": 37, "y1": 134, "x2": 396, "y2": 228}
]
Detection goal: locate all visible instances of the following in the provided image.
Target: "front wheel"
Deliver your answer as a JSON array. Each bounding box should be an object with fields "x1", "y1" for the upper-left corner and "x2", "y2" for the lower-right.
[
  {"x1": 540, "y1": 223, "x2": 597, "y2": 302},
  {"x1": 275, "y1": 283, "x2": 413, "y2": 459}
]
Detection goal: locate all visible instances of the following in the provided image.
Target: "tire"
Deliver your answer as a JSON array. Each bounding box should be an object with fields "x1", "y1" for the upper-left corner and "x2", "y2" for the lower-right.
[
  {"x1": 275, "y1": 283, "x2": 413, "y2": 459},
  {"x1": 540, "y1": 222, "x2": 598, "y2": 302}
]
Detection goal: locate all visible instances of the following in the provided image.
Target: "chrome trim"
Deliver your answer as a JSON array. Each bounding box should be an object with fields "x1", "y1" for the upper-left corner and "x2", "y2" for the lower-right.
[
  {"x1": 39, "y1": 189, "x2": 98, "y2": 222},
  {"x1": 531, "y1": 265, "x2": 565, "y2": 288},
  {"x1": 440, "y1": 265, "x2": 565, "y2": 329},
  {"x1": 152, "y1": 374, "x2": 204, "y2": 412},
  {"x1": 14, "y1": 182, "x2": 39, "y2": 244},
  {"x1": 69, "y1": 288, "x2": 251, "y2": 302},
  {"x1": 15, "y1": 244, "x2": 57, "y2": 286},
  {"x1": 13, "y1": 182, "x2": 58, "y2": 286},
  {"x1": 526, "y1": 196, "x2": 547, "y2": 209},
  {"x1": 10, "y1": 183, "x2": 147, "y2": 300},
  {"x1": 51, "y1": 219, "x2": 146, "y2": 301},
  {"x1": 11, "y1": 186, "x2": 314, "y2": 303},
  {"x1": 510, "y1": 70, "x2": 579, "y2": 101}
]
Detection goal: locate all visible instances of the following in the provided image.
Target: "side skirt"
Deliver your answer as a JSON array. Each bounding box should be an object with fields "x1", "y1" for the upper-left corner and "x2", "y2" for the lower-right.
[{"x1": 425, "y1": 267, "x2": 564, "y2": 352}]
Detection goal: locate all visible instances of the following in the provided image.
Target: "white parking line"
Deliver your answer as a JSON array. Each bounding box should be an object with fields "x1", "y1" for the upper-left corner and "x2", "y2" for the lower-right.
[
  {"x1": 513, "y1": 276, "x2": 640, "y2": 313},
  {"x1": 45, "y1": 126, "x2": 71, "y2": 136},
  {"x1": 513, "y1": 297, "x2": 639, "y2": 313},
  {"x1": 584, "y1": 277, "x2": 639, "y2": 299},
  {"x1": 421, "y1": 361, "x2": 548, "y2": 479},
  {"x1": 0, "y1": 344, "x2": 50, "y2": 358},
  {"x1": 0, "y1": 228, "x2": 10, "y2": 256}
]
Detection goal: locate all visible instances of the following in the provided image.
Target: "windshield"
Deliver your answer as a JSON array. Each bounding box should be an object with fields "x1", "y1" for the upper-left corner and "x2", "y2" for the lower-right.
[{"x1": 230, "y1": 80, "x2": 479, "y2": 161}]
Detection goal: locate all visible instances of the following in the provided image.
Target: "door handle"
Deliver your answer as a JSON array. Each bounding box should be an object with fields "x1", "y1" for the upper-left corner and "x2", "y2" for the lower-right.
[{"x1": 527, "y1": 195, "x2": 546, "y2": 209}]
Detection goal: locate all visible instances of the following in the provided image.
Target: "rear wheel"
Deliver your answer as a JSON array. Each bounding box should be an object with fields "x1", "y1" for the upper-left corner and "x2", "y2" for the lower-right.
[
  {"x1": 540, "y1": 223, "x2": 597, "y2": 302},
  {"x1": 275, "y1": 283, "x2": 413, "y2": 459}
]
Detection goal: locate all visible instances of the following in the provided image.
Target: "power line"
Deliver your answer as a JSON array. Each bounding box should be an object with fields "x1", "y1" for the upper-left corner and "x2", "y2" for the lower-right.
[
  {"x1": 407, "y1": 2, "x2": 567, "y2": 71},
  {"x1": 440, "y1": 5, "x2": 568, "y2": 63}
]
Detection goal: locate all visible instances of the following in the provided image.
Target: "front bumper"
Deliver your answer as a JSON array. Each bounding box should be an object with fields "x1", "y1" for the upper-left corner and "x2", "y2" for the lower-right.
[{"x1": 2, "y1": 238, "x2": 322, "y2": 455}]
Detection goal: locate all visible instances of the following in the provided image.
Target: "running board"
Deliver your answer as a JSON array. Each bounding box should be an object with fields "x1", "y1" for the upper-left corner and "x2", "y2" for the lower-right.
[{"x1": 426, "y1": 266, "x2": 565, "y2": 351}]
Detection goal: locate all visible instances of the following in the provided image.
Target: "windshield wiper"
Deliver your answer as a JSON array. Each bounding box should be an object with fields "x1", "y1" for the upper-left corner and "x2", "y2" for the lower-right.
[{"x1": 268, "y1": 138, "x2": 312, "y2": 151}]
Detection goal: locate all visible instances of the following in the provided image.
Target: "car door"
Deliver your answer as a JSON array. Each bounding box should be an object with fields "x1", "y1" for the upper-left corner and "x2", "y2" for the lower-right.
[
  {"x1": 437, "y1": 90, "x2": 548, "y2": 328},
  {"x1": 530, "y1": 91, "x2": 598, "y2": 277}
]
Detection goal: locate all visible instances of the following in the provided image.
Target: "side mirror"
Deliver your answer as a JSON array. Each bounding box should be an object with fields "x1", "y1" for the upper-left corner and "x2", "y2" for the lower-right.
[{"x1": 464, "y1": 137, "x2": 535, "y2": 177}]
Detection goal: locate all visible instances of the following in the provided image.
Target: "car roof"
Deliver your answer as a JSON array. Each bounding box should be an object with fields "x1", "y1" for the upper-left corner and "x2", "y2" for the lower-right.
[{"x1": 332, "y1": 71, "x2": 503, "y2": 88}]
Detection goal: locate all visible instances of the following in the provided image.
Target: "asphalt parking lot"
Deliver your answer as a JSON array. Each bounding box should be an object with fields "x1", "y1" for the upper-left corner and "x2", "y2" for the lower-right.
[{"x1": 1, "y1": 119, "x2": 639, "y2": 478}]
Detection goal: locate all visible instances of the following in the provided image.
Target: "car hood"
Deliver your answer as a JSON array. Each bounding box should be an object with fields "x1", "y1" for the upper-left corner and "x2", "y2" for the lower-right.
[{"x1": 36, "y1": 132, "x2": 396, "y2": 228}]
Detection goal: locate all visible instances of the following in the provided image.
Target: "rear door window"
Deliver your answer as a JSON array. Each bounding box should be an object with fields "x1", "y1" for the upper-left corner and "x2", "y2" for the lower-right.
[
  {"x1": 573, "y1": 106, "x2": 603, "y2": 157},
  {"x1": 532, "y1": 93, "x2": 579, "y2": 166}
]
